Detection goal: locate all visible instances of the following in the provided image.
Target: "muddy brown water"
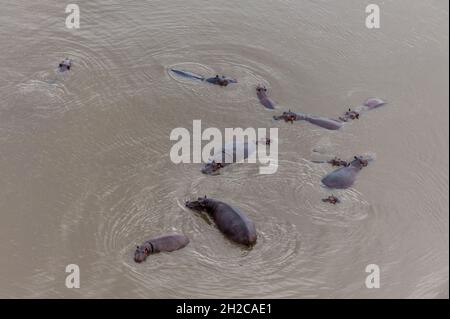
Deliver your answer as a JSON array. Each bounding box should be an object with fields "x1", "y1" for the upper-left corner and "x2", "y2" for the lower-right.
[{"x1": 0, "y1": 0, "x2": 448, "y2": 298}]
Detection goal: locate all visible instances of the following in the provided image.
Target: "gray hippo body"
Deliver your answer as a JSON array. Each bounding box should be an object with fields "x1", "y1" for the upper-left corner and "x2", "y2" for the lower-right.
[
  {"x1": 364, "y1": 98, "x2": 386, "y2": 109},
  {"x1": 134, "y1": 234, "x2": 189, "y2": 263},
  {"x1": 202, "y1": 141, "x2": 253, "y2": 175},
  {"x1": 202, "y1": 139, "x2": 270, "y2": 175},
  {"x1": 170, "y1": 69, "x2": 237, "y2": 86},
  {"x1": 304, "y1": 114, "x2": 343, "y2": 130},
  {"x1": 170, "y1": 68, "x2": 205, "y2": 81},
  {"x1": 185, "y1": 197, "x2": 257, "y2": 246},
  {"x1": 274, "y1": 111, "x2": 343, "y2": 130},
  {"x1": 321, "y1": 156, "x2": 369, "y2": 189},
  {"x1": 256, "y1": 85, "x2": 276, "y2": 109}
]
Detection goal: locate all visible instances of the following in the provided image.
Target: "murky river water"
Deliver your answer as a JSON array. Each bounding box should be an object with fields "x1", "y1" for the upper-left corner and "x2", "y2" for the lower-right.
[{"x1": 0, "y1": 0, "x2": 448, "y2": 298}]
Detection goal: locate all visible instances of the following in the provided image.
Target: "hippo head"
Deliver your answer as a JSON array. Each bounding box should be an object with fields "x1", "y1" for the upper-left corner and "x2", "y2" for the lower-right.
[
  {"x1": 350, "y1": 156, "x2": 369, "y2": 169},
  {"x1": 185, "y1": 196, "x2": 209, "y2": 211},
  {"x1": 256, "y1": 85, "x2": 267, "y2": 94},
  {"x1": 201, "y1": 161, "x2": 224, "y2": 175},
  {"x1": 274, "y1": 110, "x2": 297, "y2": 122},
  {"x1": 134, "y1": 242, "x2": 153, "y2": 263},
  {"x1": 58, "y1": 58, "x2": 72, "y2": 72},
  {"x1": 282, "y1": 111, "x2": 297, "y2": 122}
]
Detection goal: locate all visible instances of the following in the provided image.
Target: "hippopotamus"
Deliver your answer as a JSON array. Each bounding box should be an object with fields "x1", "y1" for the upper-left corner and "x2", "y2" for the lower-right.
[
  {"x1": 339, "y1": 98, "x2": 386, "y2": 121},
  {"x1": 58, "y1": 58, "x2": 72, "y2": 72},
  {"x1": 321, "y1": 156, "x2": 370, "y2": 189},
  {"x1": 134, "y1": 234, "x2": 189, "y2": 263},
  {"x1": 273, "y1": 110, "x2": 343, "y2": 130},
  {"x1": 185, "y1": 196, "x2": 257, "y2": 246},
  {"x1": 339, "y1": 108, "x2": 360, "y2": 122},
  {"x1": 170, "y1": 69, "x2": 237, "y2": 86},
  {"x1": 322, "y1": 195, "x2": 340, "y2": 204},
  {"x1": 256, "y1": 85, "x2": 276, "y2": 109},
  {"x1": 205, "y1": 75, "x2": 238, "y2": 86},
  {"x1": 202, "y1": 138, "x2": 270, "y2": 175},
  {"x1": 274, "y1": 97, "x2": 386, "y2": 128}
]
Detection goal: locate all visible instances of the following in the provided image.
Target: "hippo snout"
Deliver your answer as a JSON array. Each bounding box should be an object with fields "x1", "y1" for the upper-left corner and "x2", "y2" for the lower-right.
[
  {"x1": 185, "y1": 197, "x2": 208, "y2": 210},
  {"x1": 201, "y1": 165, "x2": 214, "y2": 175},
  {"x1": 134, "y1": 246, "x2": 147, "y2": 263},
  {"x1": 185, "y1": 200, "x2": 194, "y2": 209},
  {"x1": 201, "y1": 161, "x2": 223, "y2": 175}
]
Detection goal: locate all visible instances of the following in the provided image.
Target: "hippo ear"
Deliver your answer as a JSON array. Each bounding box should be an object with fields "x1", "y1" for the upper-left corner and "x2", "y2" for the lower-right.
[{"x1": 204, "y1": 195, "x2": 207, "y2": 199}]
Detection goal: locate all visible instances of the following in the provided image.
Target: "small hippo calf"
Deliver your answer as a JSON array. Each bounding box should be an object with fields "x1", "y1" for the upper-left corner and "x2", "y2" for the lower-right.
[{"x1": 134, "y1": 234, "x2": 189, "y2": 263}]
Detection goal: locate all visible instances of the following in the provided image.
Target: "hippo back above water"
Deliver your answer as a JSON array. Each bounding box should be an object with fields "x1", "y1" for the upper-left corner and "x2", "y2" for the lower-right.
[
  {"x1": 185, "y1": 196, "x2": 257, "y2": 246},
  {"x1": 202, "y1": 141, "x2": 255, "y2": 175},
  {"x1": 134, "y1": 234, "x2": 189, "y2": 263},
  {"x1": 364, "y1": 98, "x2": 386, "y2": 109},
  {"x1": 274, "y1": 111, "x2": 343, "y2": 130},
  {"x1": 321, "y1": 156, "x2": 369, "y2": 189}
]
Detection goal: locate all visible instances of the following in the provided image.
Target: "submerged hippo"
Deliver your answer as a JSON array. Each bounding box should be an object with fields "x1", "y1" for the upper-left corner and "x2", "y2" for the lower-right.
[
  {"x1": 322, "y1": 195, "x2": 340, "y2": 204},
  {"x1": 185, "y1": 196, "x2": 257, "y2": 246},
  {"x1": 134, "y1": 234, "x2": 189, "y2": 263},
  {"x1": 327, "y1": 157, "x2": 350, "y2": 167},
  {"x1": 274, "y1": 110, "x2": 343, "y2": 130},
  {"x1": 202, "y1": 138, "x2": 271, "y2": 175},
  {"x1": 205, "y1": 75, "x2": 238, "y2": 86},
  {"x1": 170, "y1": 69, "x2": 237, "y2": 86},
  {"x1": 58, "y1": 58, "x2": 72, "y2": 72},
  {"x1": 321, "y1": 156, "x2": 369, "y2": 189},
  {"x1": 256, "y1": 85, "x2": 276, "y2": 109}
]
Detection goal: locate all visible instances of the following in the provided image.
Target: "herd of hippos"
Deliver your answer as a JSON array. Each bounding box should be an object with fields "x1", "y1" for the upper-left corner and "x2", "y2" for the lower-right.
[{"x1": 58, "y1": 59, "x2": 387, "y2": 263}]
